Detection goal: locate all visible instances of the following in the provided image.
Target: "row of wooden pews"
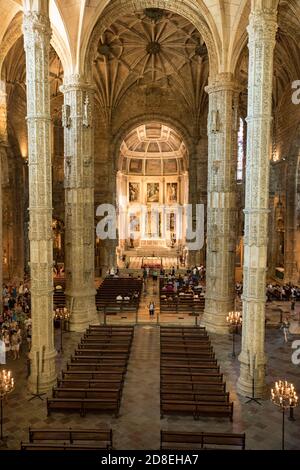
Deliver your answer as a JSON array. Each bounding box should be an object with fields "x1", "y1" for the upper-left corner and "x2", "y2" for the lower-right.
[
  {"x1": 159, "y1": 283, "x2": 205, "y2": 319},
  {"x1": 160, "y1": 430, "x2": 246, "y2": 450},
  {"x1": 21, "y1": 427, "x2": 113, "y2": 450},
  {"x1": 160, "y1": 326, "x2": 234, "y2": 420},
  {"x1": 46, "y1": 325, "x2": 134, "y2": 417},
  {"x1": 96, "y1": 278, "x2": 143, "y2": 315}
]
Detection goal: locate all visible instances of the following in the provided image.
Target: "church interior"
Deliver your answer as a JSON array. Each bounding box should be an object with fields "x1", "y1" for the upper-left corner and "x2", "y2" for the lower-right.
[{"x1": 0, "y1": 0, "x2": 300, "y2": 452}]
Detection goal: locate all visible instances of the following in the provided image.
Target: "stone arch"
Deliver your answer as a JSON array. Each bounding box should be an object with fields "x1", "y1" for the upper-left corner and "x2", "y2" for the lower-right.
[
  {"x1": 0, "y1": 12, "x2": 23, "y2": 80},
  {"x1": 228, "y1": 0, "x2": 250, "y2": 76},
  {"x1": 113, "y1": 115, "x2": 194, "y2": 263},
  {"x1": 231, "y1": 32, "x2": 248, "y2": 78},
  {"x1": 0, "y1": 9, "x2": 72, "y2": 80},
  {"x1": 83, "y1": 0, "x2": 220, "y2": 80},
  {"x1": 112, "y1": 113, "x2": 195, "y2": 178}
]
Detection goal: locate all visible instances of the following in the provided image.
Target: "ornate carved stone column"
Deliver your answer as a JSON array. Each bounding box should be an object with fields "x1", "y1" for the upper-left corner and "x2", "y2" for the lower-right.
[
  {"x1": 188, "y1": 144, "x2": 200, "y2": 267},
  {"x1": 23, "y1": 8, "x2": 57, "y2": 392},
  {"x1": 237, "y1": 2, "x2": 278, "y2": 397},
  {"x1": 203, "y1": 73, "x2": 241, "y2": 334},
  {"x1": 60, "y1": 75, "x2": 97, "y2": 331},
  {"x1": 0, "y1": 81, "x2": 7, "y2": 314}
]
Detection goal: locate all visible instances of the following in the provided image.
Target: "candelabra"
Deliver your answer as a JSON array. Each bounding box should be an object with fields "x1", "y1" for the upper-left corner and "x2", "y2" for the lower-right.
[
  {"x1": 271, "y1": 380, "x2": 298, "y2": 450},
  {"x1": 54, "y1": 308, "x2": 70, "y2": 353},
  {"x1": 0, "y1": 370, "x2": 14, "y2": 447},
  {"x1": 226, "y1": 311, "x2": 242, "y2": 358}
]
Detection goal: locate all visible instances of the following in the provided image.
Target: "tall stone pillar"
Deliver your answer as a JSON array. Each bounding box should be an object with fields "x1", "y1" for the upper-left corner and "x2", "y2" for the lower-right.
[
  {"x1": 23, "y1": 6, "x2": 57, "y2": 392},
  {"x1": 237, "y1": 2, "x2": 278, "y2": 397},
  {"x1": 188, "y1": 142, "x2": 201, "y2": 267},
  {"x1": 0, "y1": 81, "x2": 8, "y2": 313},
  {"x1": 203, "y1": 73, "x2": 241, "y2": 334},
  {"x1": 61, "y1": 75, "x2": 97, "y2": 331}
]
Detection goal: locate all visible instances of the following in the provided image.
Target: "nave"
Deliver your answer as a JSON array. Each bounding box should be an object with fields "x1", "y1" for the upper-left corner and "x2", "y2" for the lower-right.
[{"x1": 2, "y1": 323, "x2": 300, "y2": 450}]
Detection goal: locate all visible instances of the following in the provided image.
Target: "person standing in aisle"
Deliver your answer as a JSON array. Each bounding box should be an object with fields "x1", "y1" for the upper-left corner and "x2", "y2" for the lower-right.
[{"x1": 149, "y1": 301, "x2": 155, "y2": 317}]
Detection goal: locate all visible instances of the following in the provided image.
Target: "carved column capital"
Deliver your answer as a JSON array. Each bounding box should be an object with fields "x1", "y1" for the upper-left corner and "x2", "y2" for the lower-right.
[
  {"x1": 60, "y1": 74, "x2": 95, "y2": 94},
  {"x1": 23, "y1": 12, "x2": 52, "y2": 44},
  {"x1": 206, "y1": 73, "x2": 243, "y2": 95}
]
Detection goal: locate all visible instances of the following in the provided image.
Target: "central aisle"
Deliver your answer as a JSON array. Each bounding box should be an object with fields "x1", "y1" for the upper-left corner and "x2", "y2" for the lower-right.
[{"x1": 114, "y1": 325, "x2": 161, "y2": 449}]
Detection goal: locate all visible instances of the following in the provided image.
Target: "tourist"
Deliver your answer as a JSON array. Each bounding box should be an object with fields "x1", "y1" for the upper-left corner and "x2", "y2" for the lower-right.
[
  {"x1": 3, "y1": 330, "x2": 11, "y2": 358},
  {"x1": 11, "y1": 331, "x2": 20, "y2": 360},
  {"x1": 0, "y1": 337, "x2": 5, "y2": 364},
  {"x1": 26, "y1": 324, "x2": 32, "y2": 351},
  {"x1": 281, "y1": 318, "x2": 290, "y2": 343},
  {"x1": 149, "y1": 301, "x2": 155, "y2": 317},
  {"x1": 110, "y1": 267, "x2": 115, "y2": 277},
  {"x1": 18, "y1": 282, "x2": 24, "y2": 296}
]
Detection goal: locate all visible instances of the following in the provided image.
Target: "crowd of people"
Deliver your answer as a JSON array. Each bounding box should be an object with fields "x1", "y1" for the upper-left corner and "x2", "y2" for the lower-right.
[
  {"x1": 160, "y1": 267, "x2": 205, "y2": 299},
  {"x1": 1, "y1": 282, "x2": 32, "y2": 363},
  {"x1": 235, "y1": 281, "x2": 300, "y2": 303}
]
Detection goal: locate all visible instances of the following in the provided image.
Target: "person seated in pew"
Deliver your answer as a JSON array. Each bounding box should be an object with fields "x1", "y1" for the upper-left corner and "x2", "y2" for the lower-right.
[
  {"x1": 166, "y1": 284, "x2": 174, "y2": 292},
  {"x1": 116, "y1": 294, "x2": 123, "y2": 301}
]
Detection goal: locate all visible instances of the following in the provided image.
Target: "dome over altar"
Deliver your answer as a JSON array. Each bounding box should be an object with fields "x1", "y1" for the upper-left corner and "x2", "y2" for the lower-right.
[{"x1": 119, "y1": 122, "x2": 188, "y2": 176}]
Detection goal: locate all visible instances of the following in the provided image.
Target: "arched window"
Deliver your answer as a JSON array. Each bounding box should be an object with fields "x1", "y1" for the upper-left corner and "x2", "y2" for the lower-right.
[{"x1": 237, "y1": 118, "x2": 244, "y2": 181}]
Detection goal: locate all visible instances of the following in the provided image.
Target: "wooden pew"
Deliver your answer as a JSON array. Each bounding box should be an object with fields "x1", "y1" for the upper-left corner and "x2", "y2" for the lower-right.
[
  {"x1": 161, "y1": 372, "x2": 223, "y2": 383},
  {"x1": 77, "y1": 343, "x2": 131, "y2": 352},
  {"x1": 57, "y1": 378, "x2": 123, "y2": 389},
  {"x1": 66, "y1": 363, "x2": 126, "y2": 373},
  {"x1": 86, "y1": 325, "x2": 134, "y2": 333},
  {"x1": 160, "y1": 400, "x2": 233, "y2": 420},
  {"x1": 161, "y1": 391, "x2": 230, "y2": 403},
  {"x1": 28, "y1": 427, "x2": 113, "y2": 449},
  {"x1": 161, "y1": 353, "x2": 216, "y2": 362},
  {"x1": 52, "y1": 387, "x2": 121, "y2": 401},
  {"x1": 161, "y1": 365, "x2": 220, "y2": 374},
  {"x1": 61, "y1": 370, "x2": 125, "y2": 381},
  {"x1": 70, "y1": 355, "x2": 128, "y2": 366},
  {"x1": 160, "y1": 431, "x2": 245, "y2": 450},
  {"x1": 161, "y1": 350, "x2": 215, "y2": 359},
  {"x1": 46, "y1": 397, "x2": 120, "y2": 417},
  {"x1": 81, "y1": 338, "x2": 132, "y2": 345},
  {"x1": 161, "y1": 359, "x2": 218, "y2": 366},
  {"x1": 161, "y1": 382, "x2": 226, "y2": 393},
  {"x1": 21, "y1": 442, "x2": 109, "y2": 451},
  {"x1": 74, "y1": 349, "x2": 129, "y2": 358},
  {"x1": 160, "y1": 326, "x2": 206, "y2": 333}
]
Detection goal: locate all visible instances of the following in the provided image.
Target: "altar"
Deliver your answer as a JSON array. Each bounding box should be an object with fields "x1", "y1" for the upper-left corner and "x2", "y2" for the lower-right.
[{"x1": 142, "y1": 257, "x2": 162, "y2": 268}]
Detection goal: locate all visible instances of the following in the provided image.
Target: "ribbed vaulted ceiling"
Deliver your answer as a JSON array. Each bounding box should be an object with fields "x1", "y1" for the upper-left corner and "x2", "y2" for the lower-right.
[{"x1": 93, "y1": 8, "x2": 209, "y2": 124}]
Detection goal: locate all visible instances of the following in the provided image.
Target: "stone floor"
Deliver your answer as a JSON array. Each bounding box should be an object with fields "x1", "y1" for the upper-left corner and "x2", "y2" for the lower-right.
[{"x1": 1, "y1": 297, "x2": 300, "y2": 450}]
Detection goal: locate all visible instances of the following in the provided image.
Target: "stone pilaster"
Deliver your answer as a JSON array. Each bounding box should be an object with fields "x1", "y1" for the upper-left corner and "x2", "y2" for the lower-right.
[
  {"x1": 203, "y1": 73, "x2": 241, "y2": 334},
  {"x1": 23, "y1": 9, "x2": 57, "y2": 392},
  {"x1": 284, "y1": 156, "x2": 298, "y2": 283},
  {"x1": 60, "y1": 75, "x2": 97, "y2": 331},
  {"x1": 237, "y1": 2, "x2": 278, "y2": 397}
]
